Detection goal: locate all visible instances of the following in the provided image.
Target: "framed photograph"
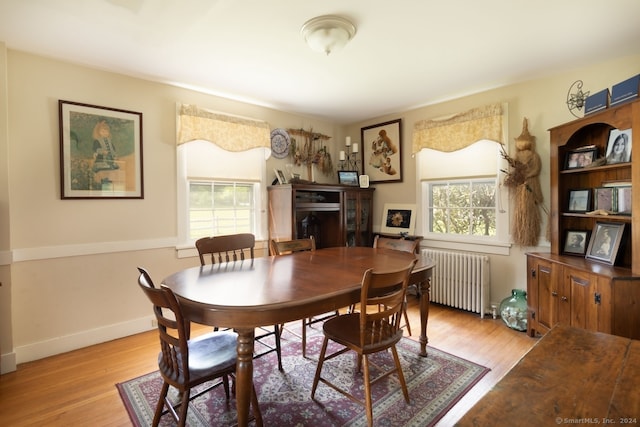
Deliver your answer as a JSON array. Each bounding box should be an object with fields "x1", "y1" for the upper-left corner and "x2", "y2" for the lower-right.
[
  {"x1": 563, "y1": 230, "x2": 590, "y2": 256},
  {"x1": 564, "y1": 145, "x2": 598, "y2": 170},
  {"x1": 59, "y1": 100, "x2": 143, "y2": 199},
  {"x1": 337, "y1": 170, "x2": 359, "y2": 186},
  {"x1": 274, "y1": 168, "x2": 287, "y2": 184},
  {"x1": 616, "y1": 186, "x2": 632, "y2": 214},
  {"x1": 605, "y1": 128, "x2": 632, "y2": 164},
  {"x1": 567, "y1": 189, "x2": 591, "y2": 213},
  {"x1": 593, "y1": 187, "x2": 614, "y2": 212},
  {"x1": 361, "y1": 119, "x2": 402, "y2": 184},
  {"x1": 586, "y1": 222, "x2": 625, "y2": 265},
  {"x1": 380, "y1": 203, "x2": 416, "y2": 235}
]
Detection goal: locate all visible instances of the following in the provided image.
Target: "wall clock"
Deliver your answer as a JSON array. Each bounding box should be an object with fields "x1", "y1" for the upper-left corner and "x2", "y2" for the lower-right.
[{"x1": 270, "y1": 128, "x2": 290, "y2": 159}]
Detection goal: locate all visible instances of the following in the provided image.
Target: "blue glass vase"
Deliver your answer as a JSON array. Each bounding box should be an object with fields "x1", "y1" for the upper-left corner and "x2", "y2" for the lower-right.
[{"x1": 499, "y1": 289, "x2": 527, "y2": 332}]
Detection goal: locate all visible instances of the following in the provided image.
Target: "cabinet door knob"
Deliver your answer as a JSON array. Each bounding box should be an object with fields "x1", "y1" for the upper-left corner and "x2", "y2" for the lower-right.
[
  {"x1": 530, "y1": 269, "x2": 536, "y2": 278},
  {"x1": 561, "y1": 296, "x2": 568, "y2": 302},
  {"x1": 551, "y1": 291, "x2": 558, "y2": 297}
]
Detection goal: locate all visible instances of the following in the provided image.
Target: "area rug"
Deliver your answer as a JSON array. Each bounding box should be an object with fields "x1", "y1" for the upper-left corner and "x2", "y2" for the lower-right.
[{"x1": 117, "y1": 332, "x2": 489, "y2": 426}]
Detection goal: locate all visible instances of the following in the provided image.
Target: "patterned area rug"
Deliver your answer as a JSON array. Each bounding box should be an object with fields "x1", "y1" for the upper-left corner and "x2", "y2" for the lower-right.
[{"x1": 117, "y1": 330, "x2": 489, "y2": 426}]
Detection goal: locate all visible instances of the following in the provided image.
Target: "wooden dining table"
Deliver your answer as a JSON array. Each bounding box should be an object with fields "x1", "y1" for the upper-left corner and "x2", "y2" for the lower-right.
[{"x1": 162, "y1": 246, "x2": 435, "y2": 426}]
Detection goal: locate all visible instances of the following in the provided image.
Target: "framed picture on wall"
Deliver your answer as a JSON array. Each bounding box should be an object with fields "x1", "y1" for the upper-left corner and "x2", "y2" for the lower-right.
[
  {"x1": 59, "y1": 100, "x2": 143, "y2": 199},
  {"x1": 361, "y1": 119, "x2": 402, "y2": 184}
]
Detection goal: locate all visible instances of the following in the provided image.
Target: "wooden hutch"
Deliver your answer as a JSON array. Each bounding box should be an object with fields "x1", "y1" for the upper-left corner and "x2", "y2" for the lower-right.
[
  {"x1": 268, "y1": 183, "x2": 374, "y2": 251},
  {"x1": 526, "y1": 99, "x2": 640, "y2": 340}
]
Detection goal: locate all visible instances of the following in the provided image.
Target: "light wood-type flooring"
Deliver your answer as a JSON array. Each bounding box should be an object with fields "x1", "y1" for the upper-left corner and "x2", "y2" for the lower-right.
[{"x1": 0, "y1": 298, "x2": 537, "y2": 426}]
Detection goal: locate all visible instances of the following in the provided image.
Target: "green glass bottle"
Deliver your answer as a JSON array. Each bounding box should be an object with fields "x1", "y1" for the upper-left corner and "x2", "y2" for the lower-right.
[{"x1": 499, "y1": 289, "x2": 527, "y2": 331}]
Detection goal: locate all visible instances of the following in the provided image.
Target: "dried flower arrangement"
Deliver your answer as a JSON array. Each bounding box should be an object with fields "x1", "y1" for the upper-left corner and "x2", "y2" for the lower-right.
[{"x1": 288, "y1": 128, "x2": 334, "y2": 178}]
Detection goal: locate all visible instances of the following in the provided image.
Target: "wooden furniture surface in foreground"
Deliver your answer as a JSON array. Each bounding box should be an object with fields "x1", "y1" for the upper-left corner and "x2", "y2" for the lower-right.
[{"x1": 457, "y1": 324, "x2": 640, "y2": 426}]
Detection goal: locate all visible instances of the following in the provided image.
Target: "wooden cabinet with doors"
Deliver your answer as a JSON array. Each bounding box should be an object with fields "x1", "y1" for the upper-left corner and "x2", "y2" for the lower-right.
[
  {"x1": 527, "y1": 100, "x2": 640, "y2": 340},
  {"x1": 268, "y1": 184, "x2": 374, "y2": 251}
]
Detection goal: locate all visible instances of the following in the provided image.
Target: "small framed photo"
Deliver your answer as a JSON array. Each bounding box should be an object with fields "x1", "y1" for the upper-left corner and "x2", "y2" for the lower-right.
[
  {"x1": 564, "y1": 146, "x2": 598, "y2": 170},
  {"x1": 337, "y1": 170, "x2": 359, "y2": 186},
  {"x1": 586, "y1": 222, "x2": 625, "y2": 265},
  {"x1": 616, "y1": 186, "x2": 632, "y2": 214},
  {"x1": 380, "y1": 203, "x2": 416, "y2": 235},
  {"x1": 563, "y1": 230, "x2": 590, "y2": 256},
  {"x1": 567, "y1": 189, "x2": 591, "y2": 213},
  {"x1": 605, "y1": 129, "x2": 632, "y2": 164},
  {"x1": 274, "y1": 168, "x2": 287, "y2": 184},
  {"x1": 59, "y1": 100, "x2": 143, "y2": 199},
  {"x1": 593, "y1": 187, "x2": 614, "y2": 212}
]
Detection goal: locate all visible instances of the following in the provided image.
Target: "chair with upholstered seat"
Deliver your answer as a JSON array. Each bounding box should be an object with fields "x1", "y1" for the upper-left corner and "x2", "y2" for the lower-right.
[
  {"x1": 195, "y1": 233, "x2": 283, "y2": 371},
  {"x1": 310, "y1": 259, "x2": 417, "y2": 427},
  {"x1": 136, "y1": 267, "x2": 262, "y2": 427},
  {"x1": 270, "y1": 236, "x2": 340, "y2": 358},
  {"x1": 372, "y1": 235, "x2": 419, "y2": 335}
]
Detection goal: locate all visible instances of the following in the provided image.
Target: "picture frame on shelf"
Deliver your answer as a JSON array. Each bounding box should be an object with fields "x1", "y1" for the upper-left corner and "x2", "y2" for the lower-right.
[
  {"x1": 593, "y1": 187, "x2": 614, "y2": 212},
  {"x1": 59, "y1": 100, "x2": 143, "y2": 199},
  {"x1": 564, "y1": 145, "x2": 598, "y2": 170},
  {"x1": 605, "y1": 129, "x2": 632, "y2": 164},
  {"x1": 563, "y1": 230, "x2": 590, "y2": 256},
  {"x1": 567, "y1": 189, "x2": 591, "y2": 213},
  {"x1": 616, "y1": 186, "x2": 632, "y2": 214},
  {"x1": 586, "y1": 222, "x2": 625, "y2": 265},
  {"x1": 380, "y1": 203, "x2": 416, "y2": 235},
  {"x1": 361, "y1": 119, "x2": 402, "y2": 184},
  {"x1": 337, "y1": 170, "x2": 359, "y2": 186},
  {"x1": 274, "y1": 168, "x2": 287, "y2": 184}
]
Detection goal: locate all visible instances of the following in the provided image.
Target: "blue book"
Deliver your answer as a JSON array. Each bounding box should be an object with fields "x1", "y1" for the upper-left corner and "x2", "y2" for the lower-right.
[
  {"x1": 611, "y1": 74, "x2": 640, "y2": 106},
  {"x1": 584, "y1": 88, "x2": 610, "y2": 115}
]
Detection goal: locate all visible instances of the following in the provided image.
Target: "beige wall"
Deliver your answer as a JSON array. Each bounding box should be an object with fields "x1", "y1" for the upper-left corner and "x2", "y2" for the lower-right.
[{"x1": 1, "y1": 43, "x2": 638, "y2": 372}]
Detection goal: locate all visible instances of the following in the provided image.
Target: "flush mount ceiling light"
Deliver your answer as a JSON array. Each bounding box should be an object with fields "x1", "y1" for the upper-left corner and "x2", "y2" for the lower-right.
[{"x1": 301, "y1": 15, "x2": 356, "y2": 55}]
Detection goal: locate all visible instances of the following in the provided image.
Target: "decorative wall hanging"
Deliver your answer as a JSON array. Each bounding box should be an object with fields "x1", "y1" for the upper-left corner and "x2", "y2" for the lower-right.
[
  {"x1": 288, "y1": 128, "x2": 333, "y2": 181},
  {"x1": 500, "y1": 117, "x2": 545, "y2": 246},
  {"x1": 59, "y1": 100, "x2": 143, "y2": 199},
  {"x1": 361, "y1": 119, "x2": 402, "y2": 184}
]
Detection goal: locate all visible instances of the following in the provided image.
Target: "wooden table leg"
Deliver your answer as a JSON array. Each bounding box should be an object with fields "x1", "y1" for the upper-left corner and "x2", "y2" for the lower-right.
[
  {"x1": 235, "y1": 328, "x2": 256, "y2": 427},
  {"x1": 418, "y1": 277, "x2": 431, "y2": 357}
]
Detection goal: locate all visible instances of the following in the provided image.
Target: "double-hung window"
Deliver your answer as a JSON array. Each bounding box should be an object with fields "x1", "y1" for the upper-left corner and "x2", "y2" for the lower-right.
[
  {"x1": 177, "y1": 140, "x2": 267, "y2": 249},
  {"x1": 413, "y1": 104, "x2": 510, "y2": 254}
]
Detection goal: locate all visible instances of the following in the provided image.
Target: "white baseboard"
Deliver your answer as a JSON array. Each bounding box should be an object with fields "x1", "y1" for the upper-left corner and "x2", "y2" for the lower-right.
[
  {"x1": 14, "y1": 315, "x2": 155, "y2": 365},
  {"x1": 1, "y1": 351, "x2": 16, "y2": 374}
]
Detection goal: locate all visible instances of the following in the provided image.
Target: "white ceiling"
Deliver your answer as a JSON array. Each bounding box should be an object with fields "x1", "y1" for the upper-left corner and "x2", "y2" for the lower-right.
[{"x1": 1, "y1": 0, "x2": 639, "y2": 124}]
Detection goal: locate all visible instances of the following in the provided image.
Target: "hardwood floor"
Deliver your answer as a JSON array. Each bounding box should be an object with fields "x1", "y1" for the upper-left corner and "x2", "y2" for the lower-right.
[{"x1": 0, "y1": 299, "x2": 537, "y2": 426}]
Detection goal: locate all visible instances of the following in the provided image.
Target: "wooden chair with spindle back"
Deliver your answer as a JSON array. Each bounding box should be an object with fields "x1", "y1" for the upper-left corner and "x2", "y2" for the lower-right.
[
  {"x1": 270, "y1": 236, "x2": 340, "y2": 358},
  {"x1": 136, "y1": 267, "x2": 262, "y2": 427},
  {"x1": 195, "y1": 233, "x2": 283, "y2": 371},
  {"x1": 311, "y1": 259, "x2": 417, "y2": 427},
  {"x1": 373, "y1": 235, "x2": 419, "y2": 335}
]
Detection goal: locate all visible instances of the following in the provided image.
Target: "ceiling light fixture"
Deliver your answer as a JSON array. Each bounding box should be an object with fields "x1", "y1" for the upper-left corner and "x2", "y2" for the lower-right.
[{"x1": 301, "y1": 15, "x2": 356, "y2": 56}]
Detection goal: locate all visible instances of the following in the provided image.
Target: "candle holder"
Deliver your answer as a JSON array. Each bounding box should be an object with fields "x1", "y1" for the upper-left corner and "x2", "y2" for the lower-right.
[{"x1": 339, "y1": 137, "x2": 361, "y2": 174}]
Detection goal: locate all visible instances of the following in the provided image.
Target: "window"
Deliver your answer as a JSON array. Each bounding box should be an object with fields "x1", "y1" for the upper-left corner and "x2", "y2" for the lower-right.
[
  {"x1": 177, "y1": 140, "x2": 267, "y2": 249},
  {"x1": 428, "y1": 179, "x2": 497, "y2": 237},
  {"x1": 189, "y1": 181, "x2": 257, "y2": 240},
  {"x1": 417, "y1": 140, "x2": 510, "y2": 253}
]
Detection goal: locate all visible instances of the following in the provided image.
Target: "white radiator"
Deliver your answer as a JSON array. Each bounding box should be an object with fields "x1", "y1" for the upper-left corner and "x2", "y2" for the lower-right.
[{"x1": 421, "y1": 249, "x2": 490, "y2": 318}]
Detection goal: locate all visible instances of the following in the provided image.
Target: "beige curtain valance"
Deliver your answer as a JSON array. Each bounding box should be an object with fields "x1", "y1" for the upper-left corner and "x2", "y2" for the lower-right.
[
  {"x1": 412, "y1": 103, "x2": 503, "y2": 153},
  {"x1": 177, "y1": 104, "x2": 271, "y2": 152}
]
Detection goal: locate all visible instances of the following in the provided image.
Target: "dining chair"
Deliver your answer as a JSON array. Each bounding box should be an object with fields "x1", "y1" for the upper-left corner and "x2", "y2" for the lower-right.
[
  {"x1": 310, "y1": 259, "x2": 417, "y2": 427},
  {"x1": 136, "y1": 267, "x2": 262, "y2": 427},
  {"x1": 195, "y1": 234, "x2": 283, "y2": 371},
  {"x1": 270, "y1": 236, "x2": 340, "y2": 358},
  {"x1": 372, "y1": 235, "x2": 419, "y2": 335}
]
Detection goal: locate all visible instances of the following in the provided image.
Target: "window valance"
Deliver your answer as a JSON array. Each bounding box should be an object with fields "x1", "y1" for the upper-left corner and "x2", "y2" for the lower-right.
[
  {"x1": 177, "y1": 104, "x2": 271, "y2": 152},
  {"x1": 412, "y1": 103, "x2": 503, "y2": 153}
]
